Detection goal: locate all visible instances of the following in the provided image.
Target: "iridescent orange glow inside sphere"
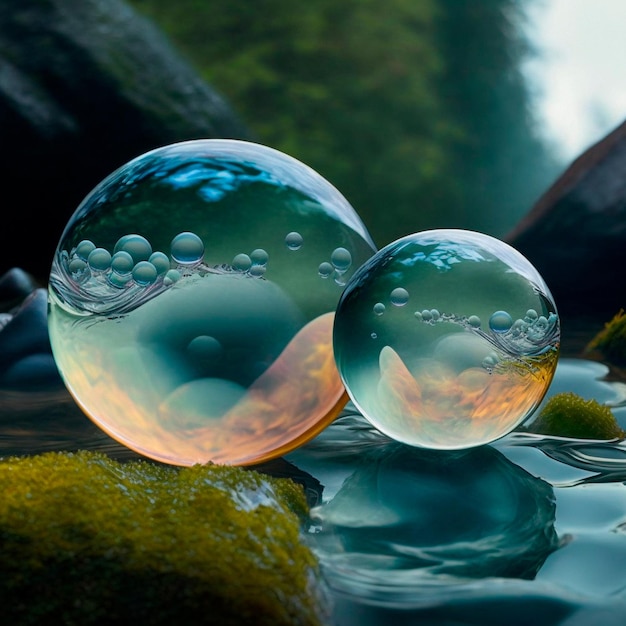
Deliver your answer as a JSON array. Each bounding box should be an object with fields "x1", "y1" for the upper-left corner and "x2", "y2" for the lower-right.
[
  {"x1": 333, "y1": 229, "x2": 560, "y2": 450},
  {"x1": 48, "y1": 139, "x2": 377, "y2": 466}
]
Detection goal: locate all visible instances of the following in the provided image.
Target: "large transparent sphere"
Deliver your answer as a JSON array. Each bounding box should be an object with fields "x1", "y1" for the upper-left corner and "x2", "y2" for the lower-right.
[
  {"x1": 333, "y1": 229, "x2": 560, "y2": 449},
  {"x1": 48, "y1": 139, "x2": 376, "y2": 466}
]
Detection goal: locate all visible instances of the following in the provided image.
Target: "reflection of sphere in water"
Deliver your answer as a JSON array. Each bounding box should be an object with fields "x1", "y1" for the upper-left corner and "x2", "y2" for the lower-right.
[
  {"x1": 315, "y1": 444, "x2": 558, "y2": 582},
  {"x1": 48, "y1": 139, "x2": 377, "y2": 466},
  {"x1": 333, "y1": 229, "x2": 560, "y2": 450}
]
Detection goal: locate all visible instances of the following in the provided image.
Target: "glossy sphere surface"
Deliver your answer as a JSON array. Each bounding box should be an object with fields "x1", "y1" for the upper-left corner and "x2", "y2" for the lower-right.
[
  {"x1": 48, "y1": 139, "x2": 376, "y2": 466},
  {"x1": 333, "y1": 229, "x2": 560, "y2": 449}
]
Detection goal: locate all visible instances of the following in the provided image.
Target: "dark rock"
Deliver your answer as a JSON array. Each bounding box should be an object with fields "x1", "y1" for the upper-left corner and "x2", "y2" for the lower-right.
[
  {"x1": 0, "y1": 287, "x2": 62, "y2": 390},
  {"x1": 0, "y1": 0, "x2": 252, "y2": 281},
  {"x1": 506, "y1": 119, "x2": 626, "y2": 321},
  {"x1": 1, "y1": 353, "x2": 59, "y2": 390},
  {"x1": 0, "y1": 267, "x2": 41, "y2": 310}
]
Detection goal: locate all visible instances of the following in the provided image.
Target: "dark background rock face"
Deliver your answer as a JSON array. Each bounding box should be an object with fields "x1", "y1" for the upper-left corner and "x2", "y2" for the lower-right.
[
  {"x1": 0, "y1": 0, "x2": 252, "y2": 281},
  {"x1": 506, "y1": 120, "x2": 626, "y2": 322}
]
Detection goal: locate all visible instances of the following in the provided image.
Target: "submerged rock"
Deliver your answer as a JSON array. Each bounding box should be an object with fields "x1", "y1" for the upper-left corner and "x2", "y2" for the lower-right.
[
  {"x1": 0, "y1": 451, "x2": 328, "y2": 626},
  {"x1": 0, "y1": 283, "x2": 61, "y2": 390}
]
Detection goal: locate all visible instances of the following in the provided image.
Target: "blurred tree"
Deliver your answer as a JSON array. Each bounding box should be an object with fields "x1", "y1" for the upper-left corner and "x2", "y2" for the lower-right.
[
  {"x1": 129, "y1": 0, "x2": 559, "y2": 248},
  {"x1": 434, "y1": 0, "x2": 560, "y2": 235}
]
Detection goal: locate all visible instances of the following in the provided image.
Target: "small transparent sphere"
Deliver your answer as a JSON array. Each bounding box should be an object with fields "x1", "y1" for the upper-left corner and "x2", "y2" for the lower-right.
[
  {"x1": 48, "y1": 139, "x2": 377, "y2": 466},
  {"x1": 333, "y1": 229, "x2": 560, "y2": 450}
]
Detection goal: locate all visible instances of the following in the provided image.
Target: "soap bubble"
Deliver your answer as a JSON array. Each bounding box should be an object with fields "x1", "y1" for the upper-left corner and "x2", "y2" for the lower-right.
[
  {"x1": 48, "y1": 139, "x2": 377, "y2": 466},
  {"x1": 333, "y1": 229, "x2": 560, "y2": 450}
]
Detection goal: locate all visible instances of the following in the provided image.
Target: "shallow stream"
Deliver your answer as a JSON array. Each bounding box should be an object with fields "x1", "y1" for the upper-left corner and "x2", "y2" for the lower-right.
[{"x1": 2, "y1": 330, "x2": 626, "y2": 625}]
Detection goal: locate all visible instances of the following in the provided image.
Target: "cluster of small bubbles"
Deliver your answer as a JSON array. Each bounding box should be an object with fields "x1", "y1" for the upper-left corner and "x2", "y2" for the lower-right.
[
  {"x1": 61, "y1": 231, "x2": 282, "y2": 298},
  {"x1": 285, "y1": 231, "x2": 303, "y2": 251},
  {"x1": 59, "y1": 233, "x2": 190, "y2": 297},
  {"x1": 229, "y1": 247, "x2": 269, "y2": 277},
  {"x1": 412, "y1": 305, "x2": 559, "y2": 363},
  {"x1": 317, "y1": 247, "x2": 354, "y2": 286},
  {"x1": 333, "y1": 228, "x2": 560, "y2": 451}
]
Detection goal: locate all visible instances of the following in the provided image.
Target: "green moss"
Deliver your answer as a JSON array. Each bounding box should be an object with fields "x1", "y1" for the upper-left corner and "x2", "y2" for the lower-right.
[
  {"x1": 587, "y1": 309, "x2": 626, "y2": 365},
  {"x1": 529, "y1": 392, "x2": 625, "y2": 440},
  {"x1": 0, "y1": 451, "x2": 327, "y2": 625}
]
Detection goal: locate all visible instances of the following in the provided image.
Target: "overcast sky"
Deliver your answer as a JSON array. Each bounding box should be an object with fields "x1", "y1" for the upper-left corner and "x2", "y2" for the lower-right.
[{"x1": 523, "y1": 0, "x2": 626, "y2": 164}]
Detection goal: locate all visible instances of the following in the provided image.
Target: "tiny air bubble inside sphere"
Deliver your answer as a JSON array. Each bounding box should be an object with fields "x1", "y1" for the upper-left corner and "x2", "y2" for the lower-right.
[
  {"x1": 132, "y1": 261, "x2": 158, "y2": 286},
  {"x1": 232, "y1": 253, "x2": 252, "y2": 272},
  {"x1": 87, "y1": 248, "x2": 112, "y2": 272},
  {"x1": 114, "y1": 234, "x2": 152, "y2": 263},
  {"x1": 331, "y1": 247, "x2": 352, "y2": 271},
  {"x1": 171, "y1": 232, "x2": 204, "y2": 264},
  {"x1": 489, "y1": 310, "x2": 514, "y2": 333},
  {"x1": 250, "y1": 249, "x2": 269, "y2": 266},
  {"x1": 390, "y1": 287, "x2": 409, "y2": 306},
  {"x1": 149, "y1": 251, "x2": 171, "y2": 275},
  {"x1": 333, "y1": 228, "x2": 560, "y2": 451},
  {"x1": 111, "y1": 251, "x2": 134, "y2": 275},
  {"x1": 318, "y1": 262, "x2": 333, "y2": 278},
  {"x1": 285, "y1": 232, "x2": 303, "y2": 250},
  {"x1": 75, "y1": 240, "x2": 96, "y2": 261}
]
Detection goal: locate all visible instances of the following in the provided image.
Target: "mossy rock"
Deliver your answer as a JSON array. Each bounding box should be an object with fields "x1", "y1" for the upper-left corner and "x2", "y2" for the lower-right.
[
  {"x1": 587, "y1": 309, "x2": 626, "y2": 366},
  {"x1": 528, "y1": 392, "x2": 625, "y2": 440},
  {"x1": 0, "y1": 451, "x2": 327, "y2": 625}
]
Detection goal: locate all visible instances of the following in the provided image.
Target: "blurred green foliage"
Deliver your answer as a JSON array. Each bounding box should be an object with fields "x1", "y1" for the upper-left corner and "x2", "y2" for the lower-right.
[{"x1": 129, "y1": 0, "x2": 560, "y2": 248}]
